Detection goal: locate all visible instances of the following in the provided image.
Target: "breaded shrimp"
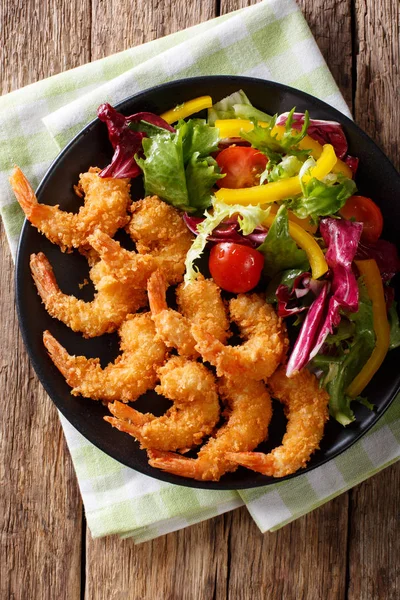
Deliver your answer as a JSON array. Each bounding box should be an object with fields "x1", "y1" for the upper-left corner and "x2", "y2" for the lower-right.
[
  {"x1": 10, "y1": 167, "x2": 131, "y2": 252},
  {"x1": 147, "y1": 376, "x2": 272, "y2": 481},
  {"x1": 226, "y1": 367, "x2": 329, "y2": 477},
  {"x1": 192, "y1": 294, "x2": 288, "y2": 381},
  {"x1": 105, "y1": 357, "x2": 220, "y2": 452},
  {"x1": 43, "y1": 313, "x2": 166, "y2": 402},
  {"x1": 147, "y1": 271, "x2": 230, "y2": 358},
  {"x1": 30, "y1": 252, "x2": 147, "y2": 337},
  {"x1": 91, "y1": 196, "x2": 193, "y2": 286}
]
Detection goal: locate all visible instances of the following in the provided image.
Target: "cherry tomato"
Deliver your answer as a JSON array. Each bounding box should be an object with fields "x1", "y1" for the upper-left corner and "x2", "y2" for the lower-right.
[
  {"x1": 209, "y1": 242, "x2": 264, "y2": 293},
  {"x1": 340, "y1": 195, "x2": 383, "y2": 243},
  {"x1": 216, "y1": 146, "x2": 268, "y2": 188}
]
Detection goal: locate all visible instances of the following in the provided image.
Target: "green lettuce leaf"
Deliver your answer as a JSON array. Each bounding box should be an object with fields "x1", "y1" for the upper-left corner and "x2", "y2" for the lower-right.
[
  {"x1": 265, "y1": 155, "x2": 304, "y2": 183},
  {"x1": 388, "y1": 301, "x2": 400, "y2": 350},
  {"x1": 185, "y1": 154, "x2": 224, "y2": 212},
  {"x1": 312, "y1": 280, "x2": 376, "y2": 426},
  {"x1": 241, "y1": 108, "x2": 310, "y2": 162},
  {"x1": 184, "y1": 199, "x2": 271, "y2": 283},
  {"x1": 136, "y1": 129, "x2": 190, "y2": 211},
  {"x1": 177, "y1": 119, "x2": 220, "y2": 162},
  {"x1": 257, "y1": 205, "x2": 309, "y2": 277},
  {"x1": 208, "y1": 90, "x2": 252, "y2": 124},
  {"x1": 208, "y1": 89, "x2": 272, "y2": 125},
  {"x1": 290, "y1": 175, "x2": 357, "y2": 220},
  {"x1": 136, "y1": 120, "x2": 222, "y2": 213},
  {"x1": 231, "y1": 103, "x2": 272, "y2": 123}
]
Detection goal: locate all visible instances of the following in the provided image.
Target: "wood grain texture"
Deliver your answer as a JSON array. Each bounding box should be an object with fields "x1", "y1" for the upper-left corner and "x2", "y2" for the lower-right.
[
  {"x1": 0, "y1": 1, "x2": 88, "y2": 598},
  {"x1": 354, "y1": 0, "x2": 400, "y2": 169},
  {"x1": 348, "y1": 465, "x2": 400, "y2": 600},
  {"x1": 0, "y1": 0, "x2": 91, "y2": 94},
  {"x1": 0, "y1": 0, "x2": 399, "y2": 599},
  {"x1": 0, "y1": 227, "x2": 83, "y2": 600},
  {"x1": 227, "y1": 499, "x2": 348, "y2": 600},
  {"x1": 90, "y1": 0, "x2": 216, "y2": 61},
  {"x1": 347, "y1": 1, "x2": 400, "y2": 597},
  {"x1": 85, "y1": 510, "x2": 231, "y2": 600},
  {"x1": 297, "y1": 0, "x2": 353, "y2": 110}
]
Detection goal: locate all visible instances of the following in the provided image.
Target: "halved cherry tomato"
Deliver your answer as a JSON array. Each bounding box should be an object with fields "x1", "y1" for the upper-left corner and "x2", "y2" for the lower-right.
[
  {"x1": 209, "y1": 242, "x2": 264, "y2": 293},
  {"x1": 340, "y1": 195, "x2": 383, "y2": 243},
  {"x1": 215, "y1": 146, "x2": 268, "y2": 189}
]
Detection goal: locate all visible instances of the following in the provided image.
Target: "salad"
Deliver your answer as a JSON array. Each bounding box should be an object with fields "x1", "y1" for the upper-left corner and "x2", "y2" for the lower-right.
[{"x1": 97, "y1": 89, "x2": 400, "y2": 426}]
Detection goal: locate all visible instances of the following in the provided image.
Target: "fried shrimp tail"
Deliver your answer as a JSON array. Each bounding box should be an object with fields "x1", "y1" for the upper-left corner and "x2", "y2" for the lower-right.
[
  {"x1": 227, "y1": 367, "x2": 329, "y2": 477},
  {"x1": 10, "y1": 166, "x2": 131, "y2": 251},
  {"x1": 148, "y1": 376, "x2": 272, "y2": 481},
  {"x1": 193, "y1": 294, "x2": 288, "y2": 381},
  {"x1": 105, "y1": 357, "x2": 220, "y2": 452},
  {"x1": 30, "y1": 252, "x2": 147, "y2": 337},
  {"x1": 147, "y1": 271, "x2": 229, "y2": 358},
  {"x1": 43, "y1": 313, "x2": 166, "y2": 402}
]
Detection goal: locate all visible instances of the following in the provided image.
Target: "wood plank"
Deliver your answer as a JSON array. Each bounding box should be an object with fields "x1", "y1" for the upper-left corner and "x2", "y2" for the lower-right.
[
  {"x1": 227, "y1": 500, "x2": 348, "y2": 600},
  {"x1": 0, "y1": 227, "x2": 83, "y2": 600},
  {"x1": 348, "y1": 1, "x2": 400, "y2": 598},
  {"x1": 297, "y1": 0, "x2": 353, "y2": 110},
  {"x1": 348, "y1": 465, "x2": 400, "y2": 600},
  {"x1": 85, "y1": 511, "x2": 230, "y2": 600},
  {"x1": 354, "y1": 0, "x2": 400, "y2": 169},
  {"x1": 90, "y1": 0, "x2": 216, "y2": 61},
  {"x1": 0, "y1": 0, "x2": 91, "y2": 94},
  {"x1": 0, "y1": 1, "x2": 89, "y2": 598}
]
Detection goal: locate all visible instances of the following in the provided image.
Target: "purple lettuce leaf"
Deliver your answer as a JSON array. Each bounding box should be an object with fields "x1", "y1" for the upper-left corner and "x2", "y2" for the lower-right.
[
  {"x1": 183, "y1": 213, "x2": 268, "y2": 248},
  {"x1": 344, "y1": 155, "x2": 359, "y2": 175},
  {"x1": 286, "y1": 218, "x2": 363, "y2": 375},
  {"x1": 356, "y1": 238, "x2": 400, "y2": 283},
  {"x1": 97, "y1": 103, "x2": 174, "y2": 179},
  {"x1": 276, "y1": 272, "x2": 312, "y2": 317},
  {"x1": 286, "y1": 282, "x2": 330, "y2": 376}
]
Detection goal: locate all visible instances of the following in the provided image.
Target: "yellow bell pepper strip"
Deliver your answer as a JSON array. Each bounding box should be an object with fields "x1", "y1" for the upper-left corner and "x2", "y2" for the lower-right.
[
  {"x1": 214, "y1": 119, "x2": 353, "y2": 178},
  {"x1": 160, "y1": 96, "x2": 213, "y2": 124},
  {"x1": 262, "y1": 213, "x2": 328, "y2": 279},
  {"x1": 272, "y1": 125, "x2": 352, "y2": 178},
  {"x1": 215, "y1": 176, "x2": 302, "y2": 206},
  {"x1": 302, "y1": 144, "x2": 337, "y2": 183},
  {"x1": 268, "y1": 203, "x2": 317, "y2": 234},
  {"x1": 346, "y1": 259, "x2": 391, "y2": 398},
  {"x1": 215, "y1": 119, "x2": 267, "y2": 138}
]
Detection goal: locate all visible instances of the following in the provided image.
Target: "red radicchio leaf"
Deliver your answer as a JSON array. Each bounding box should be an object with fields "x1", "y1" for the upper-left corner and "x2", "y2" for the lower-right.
[
  {"x1": 97, "y1": 103, "x2": 174, "y2": 179},
  {"x1": 286, "y1": 282, "x2": 330, "y2": 377},
  {"x1": 356, "y1": 239, "x2": 400, "y2": 283},
  {"x1": 276, "y1": 272, "x2": 312, "y2": 317},
  {"x1": 183, "y1": 213, "x2": 268, "y2": 248},
  {"x1": 286, "y1": 218, "x2": 363, "y2": 375},
  {"x1": 344, "y1": 155, "x2": 359, "y2": 175}
]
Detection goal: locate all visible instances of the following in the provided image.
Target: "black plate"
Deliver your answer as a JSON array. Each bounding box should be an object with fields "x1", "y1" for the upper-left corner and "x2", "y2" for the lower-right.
[{"x1": 15, "y1": 76, "x2": 400, "y2": 489}]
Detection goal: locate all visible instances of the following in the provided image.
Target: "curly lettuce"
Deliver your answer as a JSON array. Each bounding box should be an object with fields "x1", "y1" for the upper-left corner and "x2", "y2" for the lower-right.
[
  {"x1": 241, "y1": 108, "x2": 310, "y2": 162},
  {"x1": 184, "y1": 199, "x2": 271, "y2": 283}
]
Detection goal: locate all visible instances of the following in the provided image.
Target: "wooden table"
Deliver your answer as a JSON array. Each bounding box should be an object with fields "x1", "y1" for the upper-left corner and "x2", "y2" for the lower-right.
[{"x1": 1, "y1": 1, "x2": 399, "y2": 598}]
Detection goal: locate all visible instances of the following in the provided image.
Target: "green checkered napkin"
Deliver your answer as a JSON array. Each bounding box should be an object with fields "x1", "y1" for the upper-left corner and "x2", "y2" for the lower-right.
[{"x1": 1, "y1": 0, "x2": 398, "y2": 543}]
